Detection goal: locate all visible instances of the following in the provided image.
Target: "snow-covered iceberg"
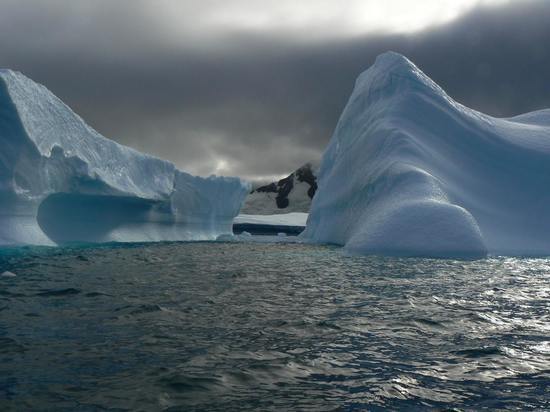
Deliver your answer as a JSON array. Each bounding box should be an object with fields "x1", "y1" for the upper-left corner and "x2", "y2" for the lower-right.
[
  {"x1": 0, "y1": 69, "x2": 249, "y2": 246},
  {"x1": 302, "y1": 52, "x2": 550, "y2": 258}
]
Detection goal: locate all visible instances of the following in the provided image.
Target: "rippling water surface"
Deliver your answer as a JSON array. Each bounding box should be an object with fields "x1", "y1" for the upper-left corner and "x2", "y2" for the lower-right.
[{"x1": 0, "y1": 241, "x2": 549, "y2": 411}]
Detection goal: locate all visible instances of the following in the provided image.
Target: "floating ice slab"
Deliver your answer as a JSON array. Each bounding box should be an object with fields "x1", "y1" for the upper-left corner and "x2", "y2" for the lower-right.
[
  {"x1": 234, "y1": 213, "x2": 308, "y2": 227},
  {"x1": 0, "y1": 69, "x2": 249, "y2": 245},
  {"x1": 233, "y1": 213, "x2": 307, "y2": 236},
  {"x1": 302, "y1": 52, "x2": 550, "y2": 258}
]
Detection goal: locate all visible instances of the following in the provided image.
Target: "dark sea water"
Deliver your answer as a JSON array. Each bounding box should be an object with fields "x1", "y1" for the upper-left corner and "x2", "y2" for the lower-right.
[{"x1": 0, "y1": 241, "x2": 548, "y2": 411}]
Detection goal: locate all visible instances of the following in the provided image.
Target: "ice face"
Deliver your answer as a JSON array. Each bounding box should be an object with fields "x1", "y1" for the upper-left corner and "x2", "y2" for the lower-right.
[
  {"x1": 0, "y1": 69, "x2": 250, "y2": 245},
  {"x1": 302, "y1": 51, "x2": 550, "y2": 258}
]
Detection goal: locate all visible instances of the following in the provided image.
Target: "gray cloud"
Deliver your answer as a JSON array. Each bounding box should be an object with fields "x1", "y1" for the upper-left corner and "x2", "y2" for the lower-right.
[{"x1": 0, "y1": 0, "x2": 549, "y2": 179}]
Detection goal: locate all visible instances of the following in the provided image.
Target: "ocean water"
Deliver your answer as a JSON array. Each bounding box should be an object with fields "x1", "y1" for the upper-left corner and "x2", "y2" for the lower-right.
[{"x1": 0, "y1": 241, "x2": 548, "y2": 411}]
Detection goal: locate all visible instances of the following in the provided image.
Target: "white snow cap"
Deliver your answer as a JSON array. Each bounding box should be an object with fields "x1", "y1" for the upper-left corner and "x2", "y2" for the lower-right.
[{"x1": 302, "y1": 51, "x2": 550, "y2": 258}]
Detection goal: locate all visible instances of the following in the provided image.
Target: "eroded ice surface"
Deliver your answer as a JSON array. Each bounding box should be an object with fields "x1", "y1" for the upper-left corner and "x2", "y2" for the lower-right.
[
  {"x1": 302, "y1": 52, "x2": 550, "y2": 258},
  {"x1": 0, "y1": 69, "x2": 249, "y2": 245}
]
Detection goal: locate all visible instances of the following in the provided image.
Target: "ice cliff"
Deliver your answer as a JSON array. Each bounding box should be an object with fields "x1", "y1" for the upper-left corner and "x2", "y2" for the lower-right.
[
  {"x1": 302, "y1": 52, "x2": 550, "y2": 258},
  {"x1": 0, "y1": 69, "x2": 249, "y2": 245}
]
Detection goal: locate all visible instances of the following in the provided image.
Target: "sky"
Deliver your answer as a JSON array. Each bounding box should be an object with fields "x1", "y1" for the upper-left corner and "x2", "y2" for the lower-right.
[{"x1": 1, "y1": 0, "x2": 549, "y2": 181}]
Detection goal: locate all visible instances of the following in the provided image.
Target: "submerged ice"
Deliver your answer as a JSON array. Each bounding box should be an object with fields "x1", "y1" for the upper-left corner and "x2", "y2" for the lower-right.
[
  {"x1": 0, "y1": 69, "x2": 249, "y2": 245},
  {"x1": 302, "y1": 52, "x2": 550, "y2": 258}
]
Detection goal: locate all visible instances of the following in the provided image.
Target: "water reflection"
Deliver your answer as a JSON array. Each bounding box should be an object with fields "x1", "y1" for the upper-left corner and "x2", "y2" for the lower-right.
[{"x1": 0, "y1": 243, "x2": 548, "y2": 410}]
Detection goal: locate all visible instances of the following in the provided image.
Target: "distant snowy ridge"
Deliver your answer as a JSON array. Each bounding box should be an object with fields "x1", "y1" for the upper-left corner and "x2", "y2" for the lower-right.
[
  {"x1": 0, "y1": 69, "x2": 249, "y2": 245},
  {"x1": 241, "y1": 162, "x2": 318, "y2": 214},
  {"x1": 302, "y1": 52, "x2": 550, "y2": 258}
]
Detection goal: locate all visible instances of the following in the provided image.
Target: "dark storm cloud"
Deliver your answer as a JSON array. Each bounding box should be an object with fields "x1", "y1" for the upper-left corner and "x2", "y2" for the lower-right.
[{"x1": 0, "y1": 0, "x2": 549, "y2": 179}]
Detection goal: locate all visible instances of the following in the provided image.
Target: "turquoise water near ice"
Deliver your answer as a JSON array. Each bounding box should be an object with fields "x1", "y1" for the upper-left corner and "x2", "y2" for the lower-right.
[{"x1": 0, "y1": 241, "x2": 549, "y2": 411}]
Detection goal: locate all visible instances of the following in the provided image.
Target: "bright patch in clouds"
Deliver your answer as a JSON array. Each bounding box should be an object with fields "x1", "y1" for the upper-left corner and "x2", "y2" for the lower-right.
[
  {"x1": 212, "y1": 158, "x2": 230, "y2": 175},
  {"x1": 160, "y1": 0, "x2": 512, "y2": 38}
]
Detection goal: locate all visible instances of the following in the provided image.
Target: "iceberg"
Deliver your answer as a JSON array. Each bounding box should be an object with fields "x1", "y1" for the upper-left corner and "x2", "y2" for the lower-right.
[
  {"x1": 0, "y1": 69, "x2": 249, "y2": 246},
  {"x1": 302, "y1": 52, "x2": 550, "y2": 258}
]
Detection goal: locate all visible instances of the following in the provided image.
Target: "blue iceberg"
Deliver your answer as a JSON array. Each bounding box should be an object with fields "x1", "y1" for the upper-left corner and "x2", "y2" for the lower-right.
[
  {"x1": 303, "y1": 52, "x2": 550, "y2": 258},
  {"x1": 0, "y1": 69, "x2": 249, "y2": 245}
]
